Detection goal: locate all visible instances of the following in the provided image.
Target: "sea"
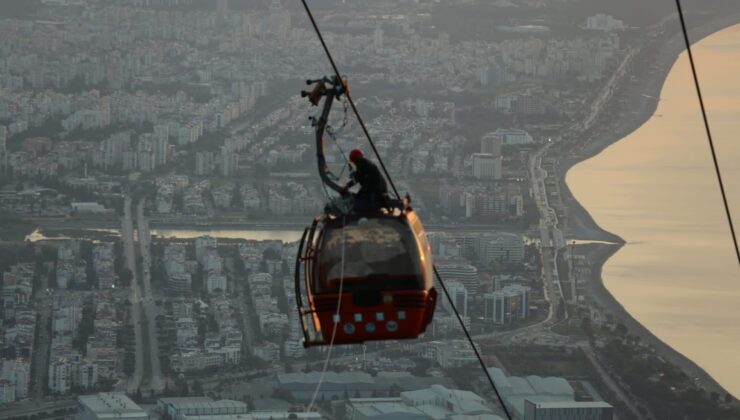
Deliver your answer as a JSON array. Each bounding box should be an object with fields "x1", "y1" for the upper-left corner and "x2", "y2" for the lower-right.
[{"x1": 567, "y1": 24, "x2": 740, "y2": 396}]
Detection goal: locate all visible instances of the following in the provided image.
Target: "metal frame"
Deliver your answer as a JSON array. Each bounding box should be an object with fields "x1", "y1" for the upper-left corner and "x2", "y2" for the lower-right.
[
  {"x1": 302, "y1": 76, "x2": 346, "y2": 195},
  {"x1": 295, "y1": 217, "x2": 328, "y2": 347}
]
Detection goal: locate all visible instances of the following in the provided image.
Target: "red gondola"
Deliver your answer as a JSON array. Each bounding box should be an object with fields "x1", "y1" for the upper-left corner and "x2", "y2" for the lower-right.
[{"x1": 295, "y1": 77, "x2": 437, "y2": 347}]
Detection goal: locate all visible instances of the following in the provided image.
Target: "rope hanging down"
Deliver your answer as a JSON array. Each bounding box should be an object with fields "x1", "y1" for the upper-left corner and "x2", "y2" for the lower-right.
[
  {"x1": 299, "y1": 1, "x2": 513, "y2": 419},
  {"x1": 304, "y1": 216, "x2": 347, "y2": 415},
  {"x1": 674, "y1": 0, "x2": 740, "y2": 266}
]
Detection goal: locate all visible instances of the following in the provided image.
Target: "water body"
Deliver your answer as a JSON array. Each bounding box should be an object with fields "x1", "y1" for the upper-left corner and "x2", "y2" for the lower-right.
[
  {"x1": 568, "y1": 24, "x2": 740, "y2": 396},
  {"x1": 151, "y1": 228, "x2": 303, "y2": 242},
  {"x1": 26, "y1": 228, "x2": 304, "y2": 243}
]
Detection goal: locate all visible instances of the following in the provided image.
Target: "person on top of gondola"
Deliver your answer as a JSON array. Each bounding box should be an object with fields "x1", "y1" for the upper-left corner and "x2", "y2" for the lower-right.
[{"x1": 339, "y1": 149, "x2": 388, "y2": 212}]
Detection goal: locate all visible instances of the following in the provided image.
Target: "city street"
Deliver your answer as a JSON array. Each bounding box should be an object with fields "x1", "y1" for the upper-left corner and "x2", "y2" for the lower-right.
[
  {"x1": 121, "y1": 196, "x2": 144, "y2": 391},
  {"x1": 136, "y1": 199, "x2": 165, "y2": 391}
]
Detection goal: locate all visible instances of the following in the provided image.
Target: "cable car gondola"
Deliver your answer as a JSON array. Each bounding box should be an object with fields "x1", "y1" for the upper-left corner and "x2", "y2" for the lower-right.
[{"x1": 295, "y1": 76, "x2": 437, "y2": 347}]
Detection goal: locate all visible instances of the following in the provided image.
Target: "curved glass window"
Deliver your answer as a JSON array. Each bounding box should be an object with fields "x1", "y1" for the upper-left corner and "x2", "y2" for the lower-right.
[{"x1": 313, "y1": 217, "x2": 424, "y2": 294}]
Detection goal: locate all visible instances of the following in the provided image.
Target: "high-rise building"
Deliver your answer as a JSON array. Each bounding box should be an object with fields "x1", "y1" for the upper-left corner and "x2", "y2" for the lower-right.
[
  {"x1": 484, "y1": 233, "x2": 525, "y2": 265},
  {"x1": 494, "y1": 128, "x2": 534, "y2": 145},
  {"x1": 479, "y1": 66, "x2": 490, "y2": 86},
  {"x1": 194, "y1": 236, "x2": 218, "y2": 262},
  {"x1": 74, "y1": 360, "x2": 98, "y2": 391},
  {"x1": 442, "y1": 281, "x2": 468, "y2": 317},
  {"x1": 48, "y1": 358, "x2": 72, "y2": 394},
  {"x1": 102, "y1": 132, "x2": 131, "y2": 169},
  {"x1": 481, "y1": 133, "x2": 503, "y2": 156},
  {"x1": 206, "y1": 272, "x2": 227, "y2": 294},
  {"x1": 220, "y1": 145, "x2": 238, "y2": 177},
  {"x1": 1, "y1": 359, "x2": 30, "y2": 399},
  {"x1": 472, "y1": 153, "x2": 502, "y2": 180},
  {"x1": 168, "y1": 273, "x2": 192, "y2": 295},
  {"x1": 154, "y1": 135, "x2": 169, "y2": 166},
  {"x1": 435, "y1": 258, "x2": 478, "y2": 294},
  {"x1": 137, "y1": 150, "x2": 155, "y2": 172},
  {"x1": 0, "y1": 379, "x2": 14, "y2": 404},
  {"x1": 122, "y1": 150, "x2": 137, "y2": 171},
  {"x1": 485, "y1": 284, "x2": 530, "y2": 325},
  {"x1": 195, "y1": 151, "x2": 215, "y2": 176},
  {"x1": 0, "y1": 125, "x2": 7, "y2": 152}
]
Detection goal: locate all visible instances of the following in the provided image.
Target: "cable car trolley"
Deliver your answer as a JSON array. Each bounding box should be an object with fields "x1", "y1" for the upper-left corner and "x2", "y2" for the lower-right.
[{"x1": 295, "y1": 76, "x2": 437, "y2": 347}]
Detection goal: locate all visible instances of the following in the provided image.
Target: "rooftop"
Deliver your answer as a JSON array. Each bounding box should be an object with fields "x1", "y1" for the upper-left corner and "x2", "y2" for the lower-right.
[
  {"x1": 525, "y1": 399, "x2": 613, "y2": 409},
  {"x1": 78, "y1": 393, "x2": 146, "y2": 419}
]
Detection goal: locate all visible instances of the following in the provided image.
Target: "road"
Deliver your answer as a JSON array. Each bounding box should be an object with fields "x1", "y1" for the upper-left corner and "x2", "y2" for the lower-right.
[
  {"x1": 136, "y1": 199, "x2": 164, "y2": 391},
  {"x1": 581, "y1": 345, "x2": 655, "y2": 420},
  {"x1": 528, "y1": 144, "x2": 567, "y2": 324},
  {"x1": 30, "y1": 271, "x2": 53, "y2": 399},
  {"x1": 121, "y1": 196, "x2": 144, "y2": 391},
  {"x1": 235, "y1": 274, "x2": 258, "y2": 358},
  {"x1": 0, "y1": 399, "x2": 76, "y2": 420}
]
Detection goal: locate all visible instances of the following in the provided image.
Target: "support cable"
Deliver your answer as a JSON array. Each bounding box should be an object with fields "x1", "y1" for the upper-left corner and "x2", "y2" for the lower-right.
[{"x1": 674, "y1": 0, "x2": 740, "y2": 266}]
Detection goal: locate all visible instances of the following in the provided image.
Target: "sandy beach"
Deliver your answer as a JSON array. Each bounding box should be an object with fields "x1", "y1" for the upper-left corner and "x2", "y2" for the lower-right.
[{"x1": 556, "y1": 11, "x2": 740, "y2": 399}]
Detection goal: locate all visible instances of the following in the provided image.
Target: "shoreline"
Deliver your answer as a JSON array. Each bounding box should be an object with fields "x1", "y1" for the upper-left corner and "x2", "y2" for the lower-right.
[{"x1": 558, "y1": 14, "x2": 740, "y2": 398}]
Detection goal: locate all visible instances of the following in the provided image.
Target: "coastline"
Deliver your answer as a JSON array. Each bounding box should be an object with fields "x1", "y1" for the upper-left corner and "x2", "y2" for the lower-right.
[{"x1": 557, "y1": 14, "x2": 740, "y2": 398}]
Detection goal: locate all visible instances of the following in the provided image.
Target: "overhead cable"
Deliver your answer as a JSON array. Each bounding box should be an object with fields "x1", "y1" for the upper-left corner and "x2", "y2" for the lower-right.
[{"x1": 674, "y1": 0, "x2": 740, "y2": 266}]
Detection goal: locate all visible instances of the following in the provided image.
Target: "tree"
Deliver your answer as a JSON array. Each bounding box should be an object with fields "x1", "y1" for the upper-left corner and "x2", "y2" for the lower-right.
[{"x1": 710, "y1": 392, "x2": 720, "y2": 404}]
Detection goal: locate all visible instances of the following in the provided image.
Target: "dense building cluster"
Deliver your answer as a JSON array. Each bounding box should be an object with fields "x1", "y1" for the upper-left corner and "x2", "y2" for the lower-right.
[{"x1": 0, "y1": 0, "x2": 665, "y2": 418}]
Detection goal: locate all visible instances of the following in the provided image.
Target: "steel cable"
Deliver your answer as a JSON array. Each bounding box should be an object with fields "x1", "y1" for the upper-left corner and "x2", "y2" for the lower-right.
[{"x1": 674, "y1": 0, "x2": 740, "y2": 266}]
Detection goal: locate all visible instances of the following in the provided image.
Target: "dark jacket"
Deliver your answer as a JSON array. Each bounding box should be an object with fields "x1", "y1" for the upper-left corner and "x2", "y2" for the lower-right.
[{"x1": 349, "y1": 157, "x2": 388, "y2": 196}]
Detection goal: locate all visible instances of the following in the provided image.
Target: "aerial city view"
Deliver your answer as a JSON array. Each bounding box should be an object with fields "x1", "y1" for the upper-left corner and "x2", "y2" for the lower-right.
[{"x1": 0, "y1": 0, "x2": 739, "y2": 419}]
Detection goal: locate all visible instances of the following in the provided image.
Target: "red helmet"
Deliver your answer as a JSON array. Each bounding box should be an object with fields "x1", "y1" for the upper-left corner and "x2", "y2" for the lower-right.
[{"x1": 349, "y1": 149, "x2": 364, "y2": 163}]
